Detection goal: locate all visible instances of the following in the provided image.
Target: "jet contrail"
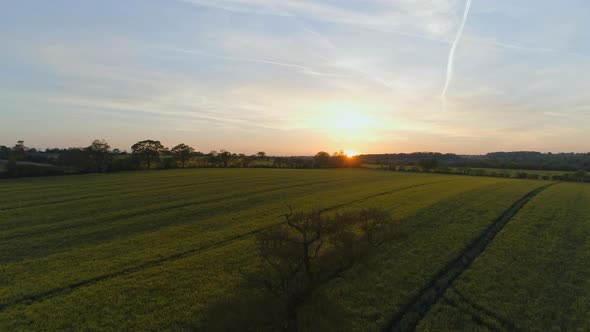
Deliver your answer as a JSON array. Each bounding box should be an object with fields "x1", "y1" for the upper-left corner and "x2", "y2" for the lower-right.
[{"x1": 442, "y1": 0, "x2": 472, "y2": 98}]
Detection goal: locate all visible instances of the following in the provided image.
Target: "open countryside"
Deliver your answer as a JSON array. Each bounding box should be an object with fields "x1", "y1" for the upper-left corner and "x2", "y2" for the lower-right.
[
  {"x1": 1, "y1": 168, "x2": 588, "y2": 330},
  {"x1": 3, "y1": 0, "x2": 590, "y2": 330}
]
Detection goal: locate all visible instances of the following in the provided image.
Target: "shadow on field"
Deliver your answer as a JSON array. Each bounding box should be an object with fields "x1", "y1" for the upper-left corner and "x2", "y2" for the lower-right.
[{"x1": 193, "y1": 207, "x2": 399, "y2": 332}]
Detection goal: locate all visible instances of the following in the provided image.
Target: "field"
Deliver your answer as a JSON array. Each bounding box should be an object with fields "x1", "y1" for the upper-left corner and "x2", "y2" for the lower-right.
[
  {"x1": 417, "y1": 182, "x2": 590, "y2": 331},
  {"x1": 0, "y1": 169, "x2": 588, "y2": 330},
  {"x1": 363, "y1": 164, "x2": 573, "y2": 178}
]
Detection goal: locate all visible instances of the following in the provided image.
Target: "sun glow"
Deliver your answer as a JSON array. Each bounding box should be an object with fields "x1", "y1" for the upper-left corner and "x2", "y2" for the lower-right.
[
  {"x1": 294, "y1": 102, "x2": 384, "y2": 153},
  {"x1": 344, "y1": 150, "x2": 358, "y2": 157},
  {"x1": 331, "y1": 110, "x2": 375, "y2": 131}
]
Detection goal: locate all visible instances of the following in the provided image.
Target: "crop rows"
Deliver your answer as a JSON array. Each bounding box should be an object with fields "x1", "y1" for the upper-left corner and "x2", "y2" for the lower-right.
[
  {"x1": 416, "y1": 183, "x2": 590, "y2": 331},
  {"x1": 0, "y1": 169, "x2": 551, "y2": 330},
  {"x1": 314, "y1": 181, "x2": 546, "y2": 331}
]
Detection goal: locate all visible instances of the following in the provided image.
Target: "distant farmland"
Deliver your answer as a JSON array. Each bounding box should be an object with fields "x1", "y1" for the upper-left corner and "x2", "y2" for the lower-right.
[{"x1": 0, "y1": 169, "x2": 588, "y2": 330}]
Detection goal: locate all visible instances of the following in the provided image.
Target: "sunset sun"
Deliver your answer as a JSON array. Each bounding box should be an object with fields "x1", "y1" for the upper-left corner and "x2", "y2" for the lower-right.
[{"x1": 344, "y1": 150, "x2": 358, "y2": 157}]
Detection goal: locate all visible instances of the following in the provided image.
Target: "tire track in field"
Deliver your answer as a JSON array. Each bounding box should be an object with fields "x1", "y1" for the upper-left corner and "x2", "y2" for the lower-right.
[
  {"x1": 440, "y1": 295, "x2": 500, "y2": 331},
  {"x1": 382, "y1": 183, "x2": 556, "y2": 332},
  {"x1": 0, "y1": 178, "x2": 347, "y2": 241},
  {"x1": 0, "y1": 179, "x2": 452, "y2": 312},
  {"x1": 444, "y1": 289, "x2": 518, "y2": 331}
]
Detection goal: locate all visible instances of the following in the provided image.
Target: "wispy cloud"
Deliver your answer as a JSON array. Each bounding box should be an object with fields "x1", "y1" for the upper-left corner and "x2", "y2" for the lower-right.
[
  {"x1": 264, "y1": 7, "x2": 399, "y2": 91},
  {"x1": 177, "y1": 0, "x2": 460, "y2": 40},
  {"x1": 442, "y1": 0, "x2": 472, "y2": 98},
  {"x1": 164, "y1": 47, "x2": 350, "y2": 78},
  {"x1": 4, "y1": 0, "x2": 590, "y2": 153},
  {"x1": 463, "y1": 36, "x2": 590, "y2": 59}
]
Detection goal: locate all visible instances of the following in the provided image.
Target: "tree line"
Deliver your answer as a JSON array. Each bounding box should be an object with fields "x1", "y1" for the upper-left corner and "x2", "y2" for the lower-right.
[
  {"x1": 362, "y1": 151, "x2": 590, "y2": 172},
  {"x1": 0, "y1": 140, "x2": 360, "y2": 178}
]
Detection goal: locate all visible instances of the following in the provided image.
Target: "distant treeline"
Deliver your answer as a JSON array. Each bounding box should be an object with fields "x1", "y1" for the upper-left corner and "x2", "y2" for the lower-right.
[
  {"x1": 379, "y1": 164, "x2": 588, "y2": 182},
  {"x1": 363, "y1": 152, "x2": 589, "y2": 182},
  {"x1": 0, "y1": 140, "x2": 360, "y2": 178},
  {"x1": 361, "y1": 151, "x2": 590, "y2": 172}
]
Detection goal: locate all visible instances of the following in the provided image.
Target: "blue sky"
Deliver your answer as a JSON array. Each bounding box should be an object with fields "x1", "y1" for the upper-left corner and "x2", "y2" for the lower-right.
[{"x1": 1, "y1": 0, "x2": 589, "y2": 154}]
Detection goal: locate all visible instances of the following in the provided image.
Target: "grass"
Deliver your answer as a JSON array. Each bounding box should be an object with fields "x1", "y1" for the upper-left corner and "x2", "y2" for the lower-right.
[
  {"x1": 416, "y1": 183, "x2": 590, "y2": 331},
  {"x1": 0, "y1": 168, "x2": 566, "y2": 330}
]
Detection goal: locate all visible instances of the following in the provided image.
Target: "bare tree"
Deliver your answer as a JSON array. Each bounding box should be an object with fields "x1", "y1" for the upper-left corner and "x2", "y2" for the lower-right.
[{"x1": 205, "y1": 206, "x2": 398, "y2": 331}]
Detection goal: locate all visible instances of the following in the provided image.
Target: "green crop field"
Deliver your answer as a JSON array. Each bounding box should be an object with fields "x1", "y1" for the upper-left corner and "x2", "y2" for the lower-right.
[
  {"x1": 0, "y1": 169, "x2": 588, "y2": 331},
  {"x1": 416, "y1": 182, "x2": 590, "y2": 331}
]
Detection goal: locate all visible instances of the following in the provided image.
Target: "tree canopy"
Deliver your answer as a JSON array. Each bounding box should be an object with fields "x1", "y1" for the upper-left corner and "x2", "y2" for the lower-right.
[
  {"x1": 131, "y1": 140, "x2": 165, "y2": 169},
  {"x1": 87, "y1": 139, "x2": 111, "y2": 172},
  {"x1": 171, "y1": 143, "x2": 195, "y2": 168}
]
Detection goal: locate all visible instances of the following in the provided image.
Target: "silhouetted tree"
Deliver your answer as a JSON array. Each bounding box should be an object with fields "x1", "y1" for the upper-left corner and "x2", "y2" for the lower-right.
[
  {"x1": 313, "y1": 151, "x2": 331, "y2": 168},
  {"x1": 12, "y1": 140, "x2": 27, "y2": 161},
  {"x1": 219, "y1": 150, "x2": 231, "y2": 167},
  {"x1": 332, "y1": 150, "x2": 347, "y2": 168},
  {"x1": 171, "y1": 143, "x2": 195, "y2": 168},
  {"x1": 87, "y1": 139, "x2": 111, "y2": 172},
  {"x1": 131, "y1": 140, "x2": 165, "y2": 169}
]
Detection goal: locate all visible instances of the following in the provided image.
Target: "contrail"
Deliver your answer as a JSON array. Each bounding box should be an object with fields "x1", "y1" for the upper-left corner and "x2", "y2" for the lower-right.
[{"x1": 442, "y1": 0, "x2": 472, "y2": 98}]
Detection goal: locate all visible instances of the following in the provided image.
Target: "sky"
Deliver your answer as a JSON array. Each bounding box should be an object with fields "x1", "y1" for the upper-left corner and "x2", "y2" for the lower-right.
[{"x1": 1, "y1": 0, "x2": 589, "y2": 155}]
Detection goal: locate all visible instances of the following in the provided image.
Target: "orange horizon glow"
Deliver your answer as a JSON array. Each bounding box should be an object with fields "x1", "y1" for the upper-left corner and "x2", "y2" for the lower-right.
[{"x1": 344, "y1": 150, "x2": 358, "y2": 157}]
